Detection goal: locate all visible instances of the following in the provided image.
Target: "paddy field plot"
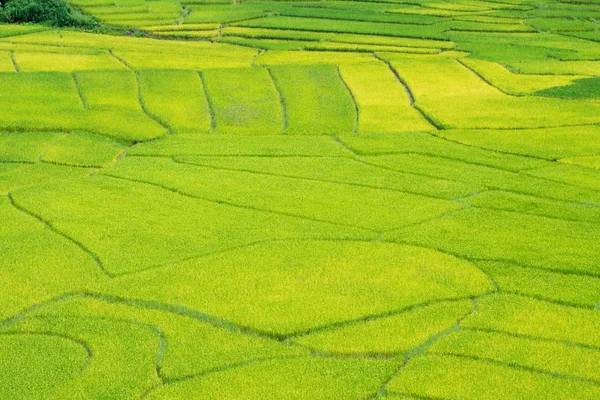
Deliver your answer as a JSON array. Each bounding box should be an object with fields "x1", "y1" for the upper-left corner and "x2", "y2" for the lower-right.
[{"x1": 0, "y1": 0, "x2": 600, "y2": 398}]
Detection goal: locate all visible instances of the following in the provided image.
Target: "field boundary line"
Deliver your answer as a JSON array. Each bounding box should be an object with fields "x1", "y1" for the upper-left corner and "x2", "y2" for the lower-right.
[
  {"x1": 429, "y1": 352, "x2": 600, "y2": 386},
  {"x1": 101, "y1": 173, "x2": 378, "y2": 234},
  {"x1": 71, "y1": 72, "x2": 88, "y2": 109},
  {"x1": 456, "y1": 58, "x2": 515, "y2": 96},
  {"x1": 7, "y1": 193, "x2": 113, "y2": 278},
  {"x1": 288, "y1": 296, "x2": 480, "y2": 340},
  {"x1": 336, "y1": 66, "x2": 360, "y2": 134},
  {"x1": 266, "y1": 67, "x2": 288, "y2": 134},
  {"x1": 198, "y1": 71, "x2": 216, "y2": 133},
  {"x1": 172, "y1": 157, "x2": 463, "y2": 202},
  {"x1": 9, "y1": 50, "x2": 20, "y2": 72},
  {"x1": 373, "y1": 54, "x2": 442, "y2": 129},
  {"x1": 370, "y1": 297, "x2": 482, "y2": 398},
  {"x1": 0, "y1": 331, "x2": 93, "y2": 370}
]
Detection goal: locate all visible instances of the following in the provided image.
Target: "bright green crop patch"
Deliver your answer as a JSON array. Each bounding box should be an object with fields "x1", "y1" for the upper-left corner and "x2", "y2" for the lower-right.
[
  {"x1": 99, "y1": 241, "x2": 492, "y2": 335},
  {"x1": 2, "y1": 0, "x2": 600, "y2": 397},
  {"x1": 0, "y1": 334, "x2": 90, "y2": 399},
  {"x1": 388, "y1": 354, "x2": 600, "y2": 399},
  {"x1": 268, "y1": 64, "x2": 356, "y2": 134},
  {"x1": 138, "y1": 69, "x2": 212, "y2": 134},
  {"x1": 202, "y1": 67, "x2": 282, "y2": 134},
  {"x1": 388, "y1": 207, "x2": 600, "y2": 276},
  {"x1": 145, "y1": 356, "x2": 399, "y2": 399},
  {"x1": 103, "y1": 156, "x2": 461, "y2": 232}
]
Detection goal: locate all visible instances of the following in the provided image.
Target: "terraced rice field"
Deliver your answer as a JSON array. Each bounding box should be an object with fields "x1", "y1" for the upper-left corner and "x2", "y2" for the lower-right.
[{"x1": 1, "y1": 0, "x2": 600, "y2": 398}]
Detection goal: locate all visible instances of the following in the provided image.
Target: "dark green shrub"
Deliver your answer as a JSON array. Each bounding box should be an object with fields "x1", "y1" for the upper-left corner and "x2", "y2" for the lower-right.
[{"x1": 1, "y1": 0, "x2": 98, "y2": 27}]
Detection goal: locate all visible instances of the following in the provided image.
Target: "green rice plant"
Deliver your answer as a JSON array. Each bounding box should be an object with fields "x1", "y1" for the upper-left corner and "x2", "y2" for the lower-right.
[
  {"x1": 201, "y1": 67, "x2": 283, "y2": 134},
  {"x1": 0, "y1": 334, "x2": 89, "y2": 399},
  {"x1": 0, "y1": 24, "x2": 48, "y2": 37},
  {"x1": 255, "y1": 50, "x2": 372, "y2": 65},
  {"x1": 434, "y1": 126, "x2": 600, "y2": 159},
  {"x1": 2, "y1": 316, "x2": 161, "y2": 398},
  {"x1": 329, "y1": 32, "x2": 454, "y2": 49},
  {"x1": 25, "y1": 295, "x2": 307, "y2": 379},
  {"x1": 386, "y1": 207, "x2": 600, "y2": 275},
  {"x1": 14, "y1": 51, "x2": 126, "y2": 72},
  {"x1": 235, "y1": 16, "x2": 448, "y2": 40},
  {"x1": 176, "y1": 155, "x2": 483, "y2": 199},
  {"x1": 100, "y1": 241, "x2": 492, "y2": 334},
  {"x1": 444, "y1": 20, "x2": 535, "y2": 33},
  {"x1": 144, "y1": 23, "x2": 219, "y2": 31},
  {"x1": 0, "y1": 196, "x2": 102, "y2": 319},
  {"x1": 103, "y1": 18, "x2": 177, "y2": 27},
  {"x1": 339, "y1": 62, "x2": 434, "y2": 133},
  {"x1": 460, "y1": 57, "x2": 584, "y2": 95},
  {"x1": 527, "y1": 17, "x2": 598, "y2": 32},
  {"x1": 364, "y1": 153, "x2": 600, "y2": 205},
  {"x1": 151, "y1": 30, "x2": 218, "y2": 38},
  {"x1": 387, "y1": 354, "x2": 600, "y2": 399},
  {"x1": 221, "y1": 26, "x2": 326, "y2": 41},
  {"x1": 535, "y1": 76, "x2": 600, "y2": 99},
  {"x1": 429, "y1": 329, "x2": 600, "y2": 382},
  {"x1": 561, "y1": 155, "x2": 600, "y2": 170},
  {"x1": 476, "y1": 261, "x2": 600, "y2": 307},
  {"x1": 295, "y1": 300, "x2": 474, "y2": 355},
  {"x1": 127, "y1": 134, "x2": 348, "y2": 157},
  {"x1": 110, "y1": 47, "x2": 257, "y2": 69},
  {"x1": 42, "y1": 131, "x2": 128, "y2": 167},
  {"x1": 279, "y1": 6, "x2": 444, "y2": 25},
  {"x1": 268, "y1": 64, "x2": 356, "y2": 134},
  {"x1": 465, "y1": 190, "x2": 600, "y2": 222},
  {"x1": 525, "y1": 163, "x2": 600, "y2": 191},
  {"x1": 145, "y1": 356, "x2": 399, "y2": 399},
  {"x1": 462, "y1": 294, "x2": 600, "y2": 347},
  {"x1": 75, "y1": 70, "x2": 140, "y2": 111},
  {"x1": 0, "y1": 131, "x2": 65, "y2": 162},
  {"x1": 2, "y1": 29, "x2": 256, "y2": 61},
  {"x1": 87, "y1": 5, "x2": 149, "y2": 15},
  {"x1": 216, "y1": 37, "x2": 311, "y2": 51},
  {"x1": 340, "y1": 132, "x2": 549, "y2": 171},
  {"x1": 10, "y1": 175, "x2": 371, "y2": 275},
  {"x1": 138, "y1": 69, "x2": 211, "y2": 134},
  {"x1": 97, "y1": 13, "x2": 180, "y2": 22},
  {"x1": 104, "y1": 156, "x2": 461, "y2": 231},
  {"x1": 382, "y1": 54, "x2": 600, "y2": 129},
  {"x1": 0, "y1": 163, "x2": 90, "y2": 193},
  {"x1": 306, "y1": 41, "x2": 441, "y2": 54},
  {"x1": 0, "y1": 50, "x2": 15, "y2": 71},
  {"x1": 185, "y1": 4, "x2": 267, "y2": 23}
]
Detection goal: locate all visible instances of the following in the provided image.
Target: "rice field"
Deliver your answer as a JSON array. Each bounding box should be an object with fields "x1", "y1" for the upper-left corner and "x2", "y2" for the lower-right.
[{"x1": 1, "y1": 0, "x2": 600, "y2": 398}]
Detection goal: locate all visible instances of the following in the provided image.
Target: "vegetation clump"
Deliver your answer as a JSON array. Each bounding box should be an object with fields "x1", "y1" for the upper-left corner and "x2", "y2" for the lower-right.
[{"x1": 0, "y1": 0, "x2": 97, "y2": 27}]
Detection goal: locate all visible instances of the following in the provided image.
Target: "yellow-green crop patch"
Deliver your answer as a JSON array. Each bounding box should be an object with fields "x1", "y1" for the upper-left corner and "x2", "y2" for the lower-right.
[{"x1": 1, "y1": 0, "x2": 600, "y2": 397}]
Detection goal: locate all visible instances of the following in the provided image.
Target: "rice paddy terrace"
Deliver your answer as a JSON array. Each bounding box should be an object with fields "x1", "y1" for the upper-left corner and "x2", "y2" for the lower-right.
[{"x1": 1, "y1": 0, "x2": 600, "y2": 398}]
